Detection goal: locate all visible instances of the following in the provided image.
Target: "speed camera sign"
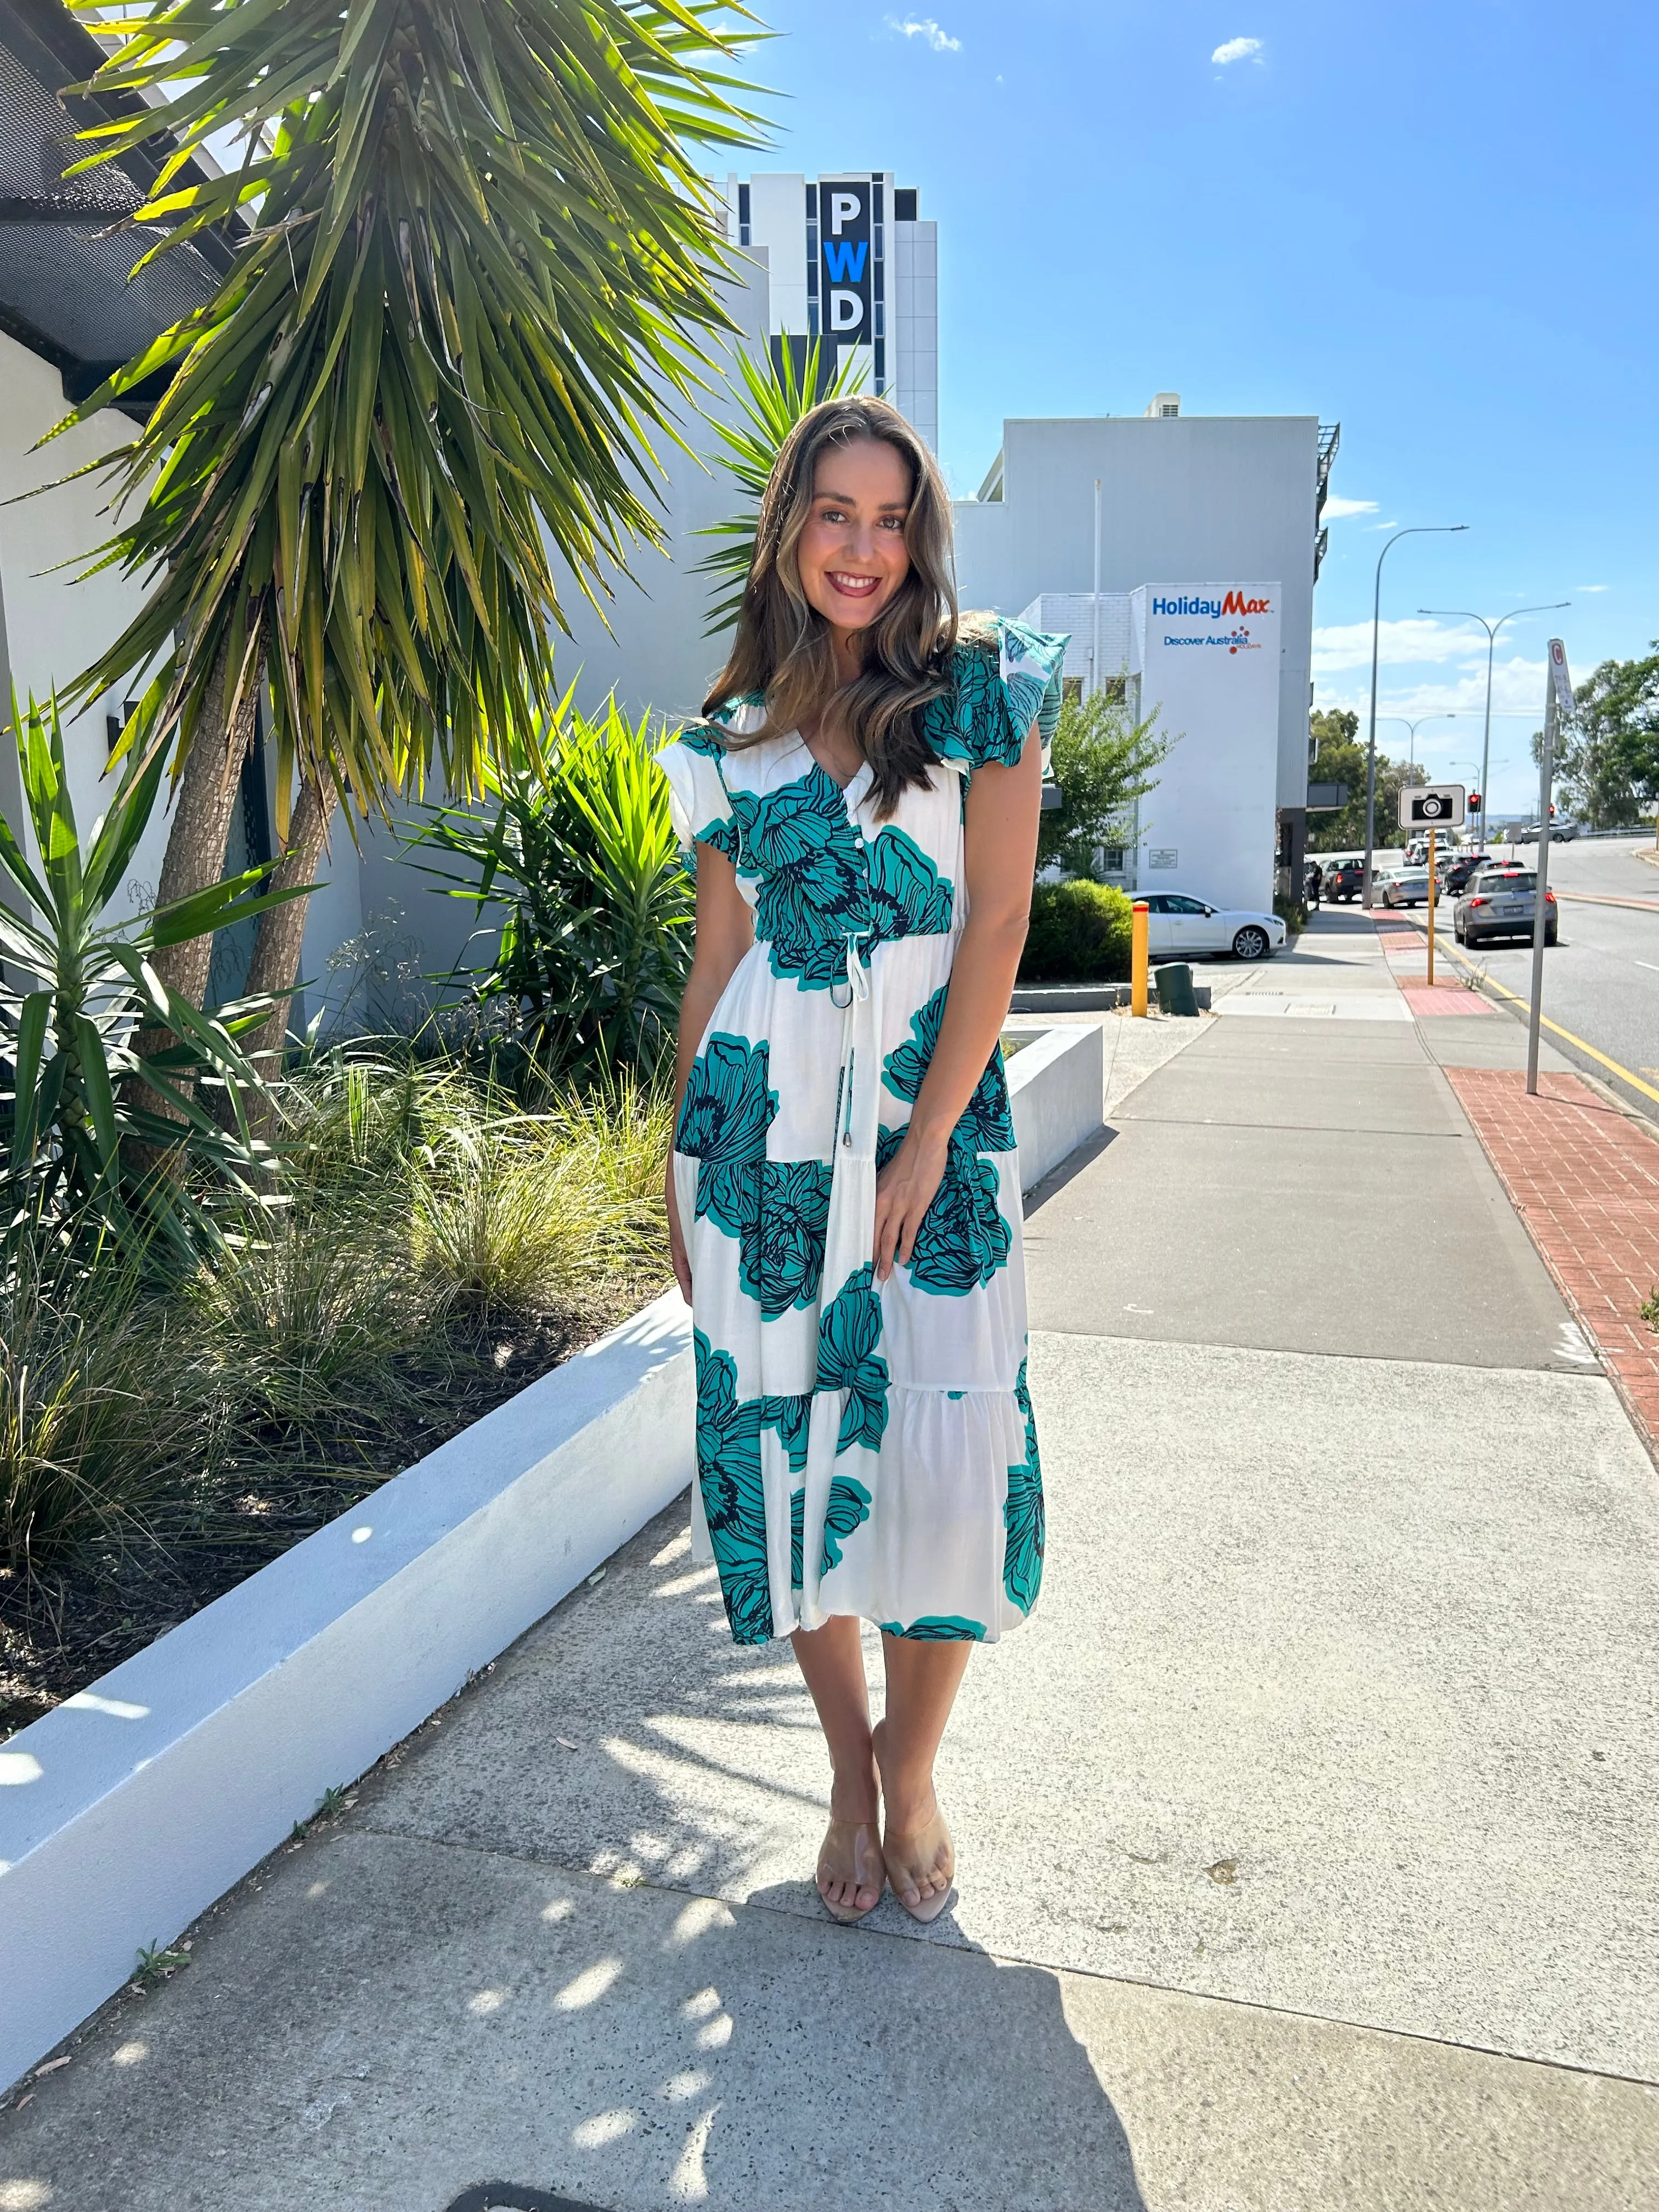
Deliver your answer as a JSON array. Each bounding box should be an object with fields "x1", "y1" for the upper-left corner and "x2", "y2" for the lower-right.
[{"x1": 1398, "y1": 784, "x2": 1466, "y2": 828}]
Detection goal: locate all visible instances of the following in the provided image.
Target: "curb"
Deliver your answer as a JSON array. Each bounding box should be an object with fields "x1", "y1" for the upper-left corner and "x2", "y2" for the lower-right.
[
  {"x1": 0, "y1": 1290, "x2": 695, "y2": 2092},
  {"x1": 1010, "y1": 980, "x2": 1214, "y2": 1014}
]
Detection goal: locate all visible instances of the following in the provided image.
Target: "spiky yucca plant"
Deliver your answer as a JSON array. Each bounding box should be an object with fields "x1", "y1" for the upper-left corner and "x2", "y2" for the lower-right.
[{"x1": 49, "y1": 0, "x2": 764, "y2": 1046}]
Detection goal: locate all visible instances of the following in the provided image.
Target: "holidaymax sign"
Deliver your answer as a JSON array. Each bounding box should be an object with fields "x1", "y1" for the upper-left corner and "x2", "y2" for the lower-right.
[
  {"x1": 820, "y1": 180, "x2": 872, "y2": 344},
  {"x1": 1154, "y1": 588, "x2": 1273, "y2": 653}
]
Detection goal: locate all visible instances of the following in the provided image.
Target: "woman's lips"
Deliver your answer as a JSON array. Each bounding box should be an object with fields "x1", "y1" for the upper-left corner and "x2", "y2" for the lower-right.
[{"x1": 827, "y1": 571, "x2": 881, "y2": 599}]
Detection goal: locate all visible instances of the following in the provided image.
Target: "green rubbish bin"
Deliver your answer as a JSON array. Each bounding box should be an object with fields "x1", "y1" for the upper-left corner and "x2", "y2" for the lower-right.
[{"x1": 1154, "y1": 961, "x2": 1200, "y2": 1017}]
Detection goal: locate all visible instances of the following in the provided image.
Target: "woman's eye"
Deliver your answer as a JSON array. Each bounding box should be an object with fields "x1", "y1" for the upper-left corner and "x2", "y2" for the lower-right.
[
  {"x1": 879, "y1": 515, "x2": 907, "y2": 530},
  {"x1": 818, "y1": 505, "x2": 848, "y2": 523}
]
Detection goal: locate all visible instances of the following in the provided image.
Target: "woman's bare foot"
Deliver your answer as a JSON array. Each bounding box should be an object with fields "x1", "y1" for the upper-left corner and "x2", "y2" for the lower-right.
[
  {"x1": 872, "y1": 1718, "x2": 955, "y2": 1921},
  {"x1": 816, "y1": 1817, "x2": 885, "y2": 1923},
  {"x1": 816, "y1": 1750, "x2": 883, "y2": 1922}
]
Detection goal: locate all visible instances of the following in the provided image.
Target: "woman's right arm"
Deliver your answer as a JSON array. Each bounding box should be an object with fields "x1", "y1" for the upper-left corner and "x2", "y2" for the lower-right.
[{"x1": 667, "y1": 844, "x2": 754, "y2": 1301}]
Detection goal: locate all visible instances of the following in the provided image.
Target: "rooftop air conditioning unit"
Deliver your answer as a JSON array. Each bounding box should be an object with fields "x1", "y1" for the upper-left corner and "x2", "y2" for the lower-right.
[{"x1": 1144, "y1": 392, "x2": 1181, "y2": 418}]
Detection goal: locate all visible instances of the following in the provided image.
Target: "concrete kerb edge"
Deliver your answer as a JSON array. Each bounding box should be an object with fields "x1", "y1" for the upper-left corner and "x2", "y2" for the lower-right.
[
  {"x1": 1005, "y1": 1020, "x2": 1105, "y2": 1188},
  {"x1": 0, "y1": 1288, "x2": 697, "y2": 2093}
]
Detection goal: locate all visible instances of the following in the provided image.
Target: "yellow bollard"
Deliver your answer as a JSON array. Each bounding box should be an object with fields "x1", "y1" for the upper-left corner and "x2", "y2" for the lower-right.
[{"x1": 1131, "y1": 900, "x2": 1149, "y2": 1017}]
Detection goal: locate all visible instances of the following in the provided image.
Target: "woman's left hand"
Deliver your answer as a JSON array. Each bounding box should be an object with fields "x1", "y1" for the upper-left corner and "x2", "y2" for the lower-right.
[{"x1": 872, "y1": 1126, "x2": 950, "y2": 1283}]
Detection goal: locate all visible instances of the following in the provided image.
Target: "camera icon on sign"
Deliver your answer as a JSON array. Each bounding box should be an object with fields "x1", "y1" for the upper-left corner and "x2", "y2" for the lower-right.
[{"x1": 1418, "y1": 792, "x2": 1448, "y2": 820}]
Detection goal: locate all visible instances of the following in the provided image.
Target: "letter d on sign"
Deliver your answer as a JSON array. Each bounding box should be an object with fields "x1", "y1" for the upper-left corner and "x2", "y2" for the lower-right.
[
  {"x1": 828, "y1": 190, "x2": 861, "y2": 235},
  {"x1": 828, "y1": 289, "x2": 862, "y2": 331}
]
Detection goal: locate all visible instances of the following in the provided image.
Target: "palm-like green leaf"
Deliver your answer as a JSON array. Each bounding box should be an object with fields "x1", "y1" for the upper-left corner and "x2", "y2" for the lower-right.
[
  {"x1": 0, "y1": 697, "x2": 302, "y2": 1254},
  {"x1": 410, "y1": 695, "x2": 693, "y2": 1084},
  {"x1": 692, "y1": 335, "x2": 866, "y2": 636},
  {"x1": 50, "y1": 0, "x2": 766, "y2": 836}
]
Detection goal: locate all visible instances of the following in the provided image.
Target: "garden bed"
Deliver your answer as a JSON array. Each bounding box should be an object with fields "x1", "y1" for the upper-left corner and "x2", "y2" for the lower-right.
[
  {"x1": 0, "y1": 1289, "x2": 659, "y2": 1742},
  {"x1": 1, "y1": 1052, "x2": 674, "y2": 1744}
]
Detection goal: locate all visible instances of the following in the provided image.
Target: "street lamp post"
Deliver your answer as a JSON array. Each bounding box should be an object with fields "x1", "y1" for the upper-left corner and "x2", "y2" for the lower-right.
[
  {"x1": 1378, "y1": 711, "x2": 1460, "y2": 759},
  {"x1": 1363, "y1": 525, "x2": 1469, "y2": 907},
  {"x1": 1418, "y1": 601, "x2": 1570, "y2": 846}
]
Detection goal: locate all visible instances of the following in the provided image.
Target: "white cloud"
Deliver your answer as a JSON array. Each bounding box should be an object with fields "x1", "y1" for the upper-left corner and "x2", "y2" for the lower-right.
[
  {"x1": 1211, "y1": 36, "x2": 1263, "y2": 65},
  {"x1": 1312, "y1": 617, "x2": 1479, "y2": 675},
  {"x1": 1576, "y1": 583, "x2": 1607, "y2": 592},
  {"x1": 1321, "y1": 496, "x2": 1379, "y2": 522},
  {"x1": 1313, "y1": 654, "x2": 1549, "y2": 726},
  {"x1": 888, "y1": 15, "x2": 961, "y2": 50}
]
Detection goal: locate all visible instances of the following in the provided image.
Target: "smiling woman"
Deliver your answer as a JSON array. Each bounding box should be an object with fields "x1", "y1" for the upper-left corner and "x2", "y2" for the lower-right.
[{"x1": 656, "y1": 394, "x2": 1066, "y2": 1936}]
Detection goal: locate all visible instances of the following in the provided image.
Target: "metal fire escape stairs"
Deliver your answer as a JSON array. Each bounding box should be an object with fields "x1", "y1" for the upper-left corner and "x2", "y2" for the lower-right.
[{"x1": 1313, "y1": 422, "x2": 1340, "y2": 580}]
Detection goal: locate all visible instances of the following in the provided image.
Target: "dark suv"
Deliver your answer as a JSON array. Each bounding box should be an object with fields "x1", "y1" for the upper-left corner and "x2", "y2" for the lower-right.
[
  {"x1": 1444, "y1": 853, "x2": 1492, "y2": 895},
  {"x1": 1325, "y1": 861, "x2": 1367, "y2": 902}
]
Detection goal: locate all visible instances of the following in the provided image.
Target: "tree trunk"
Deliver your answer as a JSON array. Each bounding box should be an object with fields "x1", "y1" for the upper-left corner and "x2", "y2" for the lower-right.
[
  {"x1": 242, "y1": 776, "x2": 337, "y2": 1085},
  {"x1": 149, "y1": 643, "x2": 258, "y2": 1009},
  {"x1": 125, "y1": 644, "x2": 256, "y2": 1163}
]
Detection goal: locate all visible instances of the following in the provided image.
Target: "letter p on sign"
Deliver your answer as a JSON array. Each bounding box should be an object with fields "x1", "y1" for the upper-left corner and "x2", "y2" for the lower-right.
[{"x1": 828, "y1": 190, "x2": 861, "y2": 235}]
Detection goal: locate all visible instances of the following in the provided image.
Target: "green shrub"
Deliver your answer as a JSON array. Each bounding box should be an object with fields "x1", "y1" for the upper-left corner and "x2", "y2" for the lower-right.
[
  {"x1": 412, "y1": 698, "x2": 694, "y2": 1088},
  {"x1": 1019, "y1": 880, "x2": 1136, "y2": 983}
]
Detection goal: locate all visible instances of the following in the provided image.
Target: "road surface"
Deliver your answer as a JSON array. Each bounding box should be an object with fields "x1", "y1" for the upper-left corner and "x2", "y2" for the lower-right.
[{"x1": 1441, "y1": 837, "x2": 1659, "y2": 1117}]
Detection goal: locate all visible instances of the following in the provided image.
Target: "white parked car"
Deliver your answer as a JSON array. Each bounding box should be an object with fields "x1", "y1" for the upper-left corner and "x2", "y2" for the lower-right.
[
  {"x1": 1515, "y1": 819, "x2": 1581, "y2": 844},
  {"x1": 1381, "y1": 867, "x2": 1431, "y2": 908},
  {"x1": 1141, "y1": 892, "x2": 1286, "y2": 961}
]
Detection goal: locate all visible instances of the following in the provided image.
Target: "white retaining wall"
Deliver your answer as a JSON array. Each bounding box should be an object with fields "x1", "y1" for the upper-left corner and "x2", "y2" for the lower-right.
[{"x1": 0, "y1": 1291, "x2": 695, "y2": 2091}]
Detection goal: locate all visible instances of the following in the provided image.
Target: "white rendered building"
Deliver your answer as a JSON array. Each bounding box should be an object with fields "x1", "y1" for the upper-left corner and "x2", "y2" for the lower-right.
[
  {"x1": 720, "y1": 172, "x2": 938, "y2": 452},
  {"x1": 958, "y1": 404, "x2": 1340, "y2": 910}
]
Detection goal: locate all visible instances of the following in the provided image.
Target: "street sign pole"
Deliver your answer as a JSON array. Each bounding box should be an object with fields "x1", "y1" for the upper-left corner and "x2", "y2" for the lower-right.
[
  {"x1": 1426, "y1": 824, "x2": 1436, "y2": 985},
  {"x1": 1526, "y1": 640, "x2": 1572, "y2": 1095}
]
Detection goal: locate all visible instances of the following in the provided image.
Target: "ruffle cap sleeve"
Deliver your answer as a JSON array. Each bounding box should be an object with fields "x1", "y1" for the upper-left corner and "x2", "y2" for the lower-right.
[
  {"x1": 655, "y1": 699, "x2": 755, "y2": 873},
  {"x1": 922, "y1": 617, "x2": 1070, "y2": 775},
  {"x1": 997, "y1": 617, "x2": 1069, "y2": 766}
]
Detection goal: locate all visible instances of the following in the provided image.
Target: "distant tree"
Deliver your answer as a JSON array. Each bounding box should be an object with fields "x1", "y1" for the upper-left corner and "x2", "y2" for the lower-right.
[
  {"x1": 1036, "y1": 688, "x2": 1171, "y2": 881},
  {"x1": 1305, "y1": 708, "x2": 1424, "y2": 851},
  {"x1": 1537, "y1": 644, "x2": 1659, "y2": 827}
]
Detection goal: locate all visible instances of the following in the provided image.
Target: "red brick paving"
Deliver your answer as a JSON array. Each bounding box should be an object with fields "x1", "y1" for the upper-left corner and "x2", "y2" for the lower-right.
[
  {"x1": 1401, "y1": 984, "x2": 1493, "y2": 1017},
  {"x1": 1445, "y1": 1066, "x2": 1659, "y2": 1451}
]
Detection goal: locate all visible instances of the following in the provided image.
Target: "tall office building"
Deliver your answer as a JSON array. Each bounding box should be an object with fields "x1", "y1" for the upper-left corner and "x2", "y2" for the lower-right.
[{"x1": 721, "y1": 172, "x2": 938, "y2": 453}]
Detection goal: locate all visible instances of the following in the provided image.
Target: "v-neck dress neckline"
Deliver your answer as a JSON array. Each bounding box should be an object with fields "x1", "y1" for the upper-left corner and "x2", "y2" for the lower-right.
[
  {"x1": 656, "y1": 617, "x2": 1067, "y2": 1650},
  {"x1": 789, "y1": 730, "x2": 872, "y2": 808}
]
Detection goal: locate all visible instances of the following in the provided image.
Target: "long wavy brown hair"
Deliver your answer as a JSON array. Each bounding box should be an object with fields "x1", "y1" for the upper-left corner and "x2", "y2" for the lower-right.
[{"x1": 702, "y1": 394, "x2": 960, "y2": 816}]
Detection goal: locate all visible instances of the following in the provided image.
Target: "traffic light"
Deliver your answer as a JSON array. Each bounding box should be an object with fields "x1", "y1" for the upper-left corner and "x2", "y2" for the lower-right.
[{"x1": 1469, "y1": 792, "x2": 1482, "y2": 814}]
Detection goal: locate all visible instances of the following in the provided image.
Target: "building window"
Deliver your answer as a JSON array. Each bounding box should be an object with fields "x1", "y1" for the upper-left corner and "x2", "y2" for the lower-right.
[
  {"x1": 873, "y1": 223, "x2": 884, "y2": 264},
  {"x1": 874, "y1": 302, "x2": 884, "y2": 337},
  {"x1": 1062, "y1": 677, "x2": 1083, "y2": 706},
  {"x1": 805, "y1": 183, "x2": 817, "y2": 218},
  {"x1": 872, "y1": 177, "x2": 884, "y2": 210},
  {"x1": 874, "y1": 337, "x2": 885, "y2": 381},
  {"x1": 808, "y1": 299, "x2": 819, "y2": 336},
  {"x1": 737, "y1": 181, "x2": 750, "y2": 247},
  {"x1": 894, "y1": 187, "x2": 918, "y2": 222}
]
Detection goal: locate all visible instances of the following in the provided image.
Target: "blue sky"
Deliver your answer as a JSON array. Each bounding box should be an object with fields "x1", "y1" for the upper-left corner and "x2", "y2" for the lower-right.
[{"x1": 744, "y1": 1, "x2": 1658, "y2": 812}]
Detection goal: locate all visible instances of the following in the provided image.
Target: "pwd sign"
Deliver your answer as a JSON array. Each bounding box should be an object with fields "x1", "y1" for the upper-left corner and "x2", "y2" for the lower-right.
[
  {"x1": 1398, "y1": 784, "x2": 1465, "y2": 828},
  {"x1": 820, "y1": 179, "x2": 872, "y2": 342}
]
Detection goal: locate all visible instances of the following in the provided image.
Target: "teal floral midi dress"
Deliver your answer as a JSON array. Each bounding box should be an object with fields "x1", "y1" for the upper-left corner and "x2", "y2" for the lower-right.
[{"x1": 657, "y1": 617, "x2": 1068, "y2": 1649}]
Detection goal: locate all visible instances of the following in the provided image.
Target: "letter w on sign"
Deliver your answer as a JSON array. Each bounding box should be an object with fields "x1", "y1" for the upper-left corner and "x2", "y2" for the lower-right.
[{"x1": 823, "y1": 239, "x2": 868, "y2": 283}]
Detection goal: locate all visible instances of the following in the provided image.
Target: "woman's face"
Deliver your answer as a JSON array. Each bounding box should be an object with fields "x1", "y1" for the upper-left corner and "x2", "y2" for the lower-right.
[{"x1": 795, "y1": 435, "x2": 912, "y2": 637}]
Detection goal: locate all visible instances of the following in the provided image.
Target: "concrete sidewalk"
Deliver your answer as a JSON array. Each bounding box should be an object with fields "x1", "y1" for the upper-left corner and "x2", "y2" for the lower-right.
[{"x1": 5, "y1": 912, "x2": 1658, "y2": 2210}]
